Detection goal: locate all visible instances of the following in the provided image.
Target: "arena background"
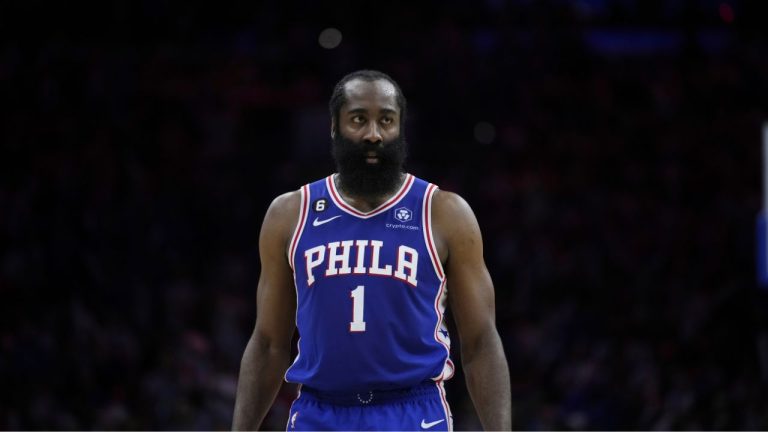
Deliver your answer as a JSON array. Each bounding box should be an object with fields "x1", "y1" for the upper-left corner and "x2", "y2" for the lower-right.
[{"x1": 2, "y1": 0, "x2": 768, "y2": 429}]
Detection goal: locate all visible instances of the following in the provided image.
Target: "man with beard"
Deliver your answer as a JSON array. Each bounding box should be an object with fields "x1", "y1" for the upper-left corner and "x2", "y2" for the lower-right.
[{"x1": 232, "y1": 70, "x2": 511, "y2": 431}]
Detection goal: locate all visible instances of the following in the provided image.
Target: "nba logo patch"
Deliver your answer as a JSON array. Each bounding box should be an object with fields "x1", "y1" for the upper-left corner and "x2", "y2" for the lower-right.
[
  {"x1": 394, "y1": 207, "x2": 412, "y2": 222},
  {"x1": 290, "y1": 411, "x2": 299, "y2": 429}
]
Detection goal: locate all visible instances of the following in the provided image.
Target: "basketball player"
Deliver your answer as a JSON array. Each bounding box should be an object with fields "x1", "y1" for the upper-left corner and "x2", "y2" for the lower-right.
[{"x1": 232, "y1": 70, "x2": 511, "y2": 431}]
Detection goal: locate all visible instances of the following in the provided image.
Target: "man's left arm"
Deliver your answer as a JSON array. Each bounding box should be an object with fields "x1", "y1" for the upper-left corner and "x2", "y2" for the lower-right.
[{"x1": 432, "y1": 190, "x2": 512, "y2": 430}]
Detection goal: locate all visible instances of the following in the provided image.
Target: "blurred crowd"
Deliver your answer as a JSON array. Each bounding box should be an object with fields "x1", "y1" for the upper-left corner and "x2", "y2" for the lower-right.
[{"x1": 2, "y1": 0, "x2": 768, "y2": 429}]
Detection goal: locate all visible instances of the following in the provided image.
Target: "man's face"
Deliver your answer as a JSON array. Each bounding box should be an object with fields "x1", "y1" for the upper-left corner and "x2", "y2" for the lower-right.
[{"x1": 332, "y1": 79, "x2": 407, "y2": 196}]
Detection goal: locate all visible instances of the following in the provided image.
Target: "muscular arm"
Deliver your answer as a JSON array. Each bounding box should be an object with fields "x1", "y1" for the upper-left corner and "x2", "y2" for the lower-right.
[
  {"x1": 232, "y1": 191, "x2": 300, "y2": 431},
  {"x1": 433, "y1": 190, "x2": 512, "y2": 430}
]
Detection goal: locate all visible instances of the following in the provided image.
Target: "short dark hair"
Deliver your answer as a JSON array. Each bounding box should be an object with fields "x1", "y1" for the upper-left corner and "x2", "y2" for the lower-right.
[{"x1": 329, "y1": 70, "x2": 407, "y2": 132}]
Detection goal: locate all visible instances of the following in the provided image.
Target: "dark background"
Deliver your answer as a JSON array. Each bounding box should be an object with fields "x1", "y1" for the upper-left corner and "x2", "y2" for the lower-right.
[{"x1": 2, "y1": 0, "x2": 768, "y2": 429}]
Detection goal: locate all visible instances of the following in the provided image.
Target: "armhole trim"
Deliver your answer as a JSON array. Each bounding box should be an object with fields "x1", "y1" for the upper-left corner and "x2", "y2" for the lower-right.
[
  {"x1": 422, "y1": 184, "x2": 445, "y2": 280},
  {"x1": 287, "y1": 185, "x2": 310, "y2": 270}
]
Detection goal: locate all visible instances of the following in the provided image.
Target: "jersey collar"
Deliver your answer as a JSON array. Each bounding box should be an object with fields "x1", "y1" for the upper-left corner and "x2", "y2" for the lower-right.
[{"x1": 327, "y1": 173, "x2": 415, "y2": 219}]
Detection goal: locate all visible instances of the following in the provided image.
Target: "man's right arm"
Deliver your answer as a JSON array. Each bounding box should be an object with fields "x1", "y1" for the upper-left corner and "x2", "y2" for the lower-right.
[{"x1": 232, "y1": 191, "x2": 300, "y2": 431}]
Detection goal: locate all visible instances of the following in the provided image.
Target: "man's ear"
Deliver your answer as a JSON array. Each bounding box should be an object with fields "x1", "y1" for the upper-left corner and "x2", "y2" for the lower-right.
[{"x1": 330, "y1": 119, "x2": 336, "y2": 139}]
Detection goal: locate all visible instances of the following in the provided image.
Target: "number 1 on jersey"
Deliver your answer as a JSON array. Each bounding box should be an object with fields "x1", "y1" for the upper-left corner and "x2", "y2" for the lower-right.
[{"x1": 350, "y1": 285, "x2": 366, "y2": 332}]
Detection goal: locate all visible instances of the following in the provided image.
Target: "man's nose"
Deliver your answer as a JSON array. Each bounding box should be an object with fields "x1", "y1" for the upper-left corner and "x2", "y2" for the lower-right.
[{"x1": 363, "y1": 122, "x2": 383, "y2": 144}]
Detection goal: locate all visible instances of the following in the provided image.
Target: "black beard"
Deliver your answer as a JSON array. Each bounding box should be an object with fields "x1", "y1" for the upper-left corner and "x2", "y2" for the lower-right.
[{"x1": 331, "y1": 133, "x2": 407, "y2": 197}]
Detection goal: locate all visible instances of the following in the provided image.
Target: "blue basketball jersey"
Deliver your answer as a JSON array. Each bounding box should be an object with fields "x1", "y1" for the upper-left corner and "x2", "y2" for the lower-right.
[{"x1": 284, "y1": 173, "x2": 454, "y2": 392}]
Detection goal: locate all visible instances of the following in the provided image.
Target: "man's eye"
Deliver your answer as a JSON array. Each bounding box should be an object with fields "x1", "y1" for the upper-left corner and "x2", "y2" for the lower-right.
[
  {"x1": 381, "y1": 117, "x2": 393, "y2": 124},
  {"x1": 352, "y1": 116, "x2": 365, "y2": 123}
]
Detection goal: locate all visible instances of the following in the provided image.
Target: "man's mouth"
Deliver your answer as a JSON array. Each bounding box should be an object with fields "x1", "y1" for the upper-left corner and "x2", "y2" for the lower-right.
[{"x1": 365, "y1": 151, "x2": 379, "y2": 164}]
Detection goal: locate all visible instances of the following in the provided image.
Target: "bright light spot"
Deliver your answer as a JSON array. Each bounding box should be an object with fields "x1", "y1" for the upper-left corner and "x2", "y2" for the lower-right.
[
  {"x1": 474, "y1": 121, "x2": 496, "y2": 145},
  {"x1": 318, "y1": 28, "x2": 343, "y2": 49}
]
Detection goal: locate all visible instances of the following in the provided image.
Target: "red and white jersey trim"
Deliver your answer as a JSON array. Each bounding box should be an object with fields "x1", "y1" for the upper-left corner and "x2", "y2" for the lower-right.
[
  {"x1": 435, "y1": 381, "x2": 454, "y2": 431},
  {"x1": 287, "y1": 185, "x2": 310, "y2": 269},
  {"x1": 326, "y1": 173, "x2": 415, "y2": 219},
  {"x1": 431, "y1": 278, "x2": 454, "y2": 381},
  {"x1": 285, "y1": 185, "x2": 310, "y2": 381},
  {"x1": 422, "y1": 184, "x2": 445, "y2": 280},
  {"x1": 424, "y1": 184, "x2": 454, "y2": 382}
]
